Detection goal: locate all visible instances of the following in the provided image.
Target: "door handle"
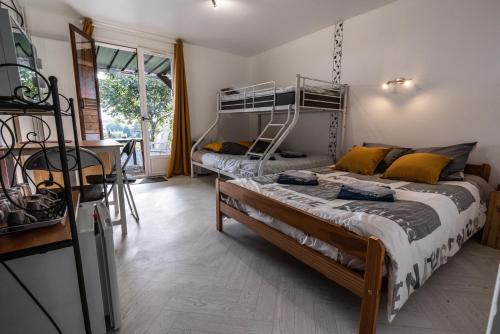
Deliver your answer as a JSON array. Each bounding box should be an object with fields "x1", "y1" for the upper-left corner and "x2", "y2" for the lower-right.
[{"x1": 141, "y1": 116, "x2": 150, "y2": 121}]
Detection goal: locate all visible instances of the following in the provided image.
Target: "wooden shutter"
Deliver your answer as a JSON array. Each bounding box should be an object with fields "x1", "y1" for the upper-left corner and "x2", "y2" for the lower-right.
[{"x1": 69, "y1": 24, "x2": 103, "y2": 140}]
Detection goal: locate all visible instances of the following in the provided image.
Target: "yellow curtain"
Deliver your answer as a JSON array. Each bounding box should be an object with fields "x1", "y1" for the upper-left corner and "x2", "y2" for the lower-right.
[
  {"x1": 167, "y1": 39, "x2": 192, "y2": 177},
  {"x1": 82, "y1": 17, "x2": 94, "y2": 36}
]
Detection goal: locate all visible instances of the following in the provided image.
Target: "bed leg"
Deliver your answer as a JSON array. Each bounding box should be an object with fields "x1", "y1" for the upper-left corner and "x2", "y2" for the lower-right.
[
  {"x1": 359, "y1": 237, "x2": 385, "y2": 334},
  {"x1": 215, "y1": 178, "x2": 223, "y2": 232}
]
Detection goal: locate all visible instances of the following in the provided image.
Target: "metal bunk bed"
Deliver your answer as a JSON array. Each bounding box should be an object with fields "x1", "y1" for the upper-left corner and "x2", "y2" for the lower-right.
[{"x1": 191, "y1": 74, "x2": 349, "y2": 178}]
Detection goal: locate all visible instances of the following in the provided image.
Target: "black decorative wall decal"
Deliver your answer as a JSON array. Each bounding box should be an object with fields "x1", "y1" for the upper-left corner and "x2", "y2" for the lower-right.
[
  {"x1": 332, "y1": 21, "x2": 343, "y2": 85},
  {"x1": 328, "y1": 112, "x2": 339, "y2": 160},
  {"x1": 328, "y1": 21, "x2": 343, "y2": 161}
]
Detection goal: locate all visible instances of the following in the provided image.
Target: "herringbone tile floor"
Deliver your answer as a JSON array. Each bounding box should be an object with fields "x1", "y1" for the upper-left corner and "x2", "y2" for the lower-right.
[{"x1": 114, "y1": 176, "x2": 500, "y2": 334}]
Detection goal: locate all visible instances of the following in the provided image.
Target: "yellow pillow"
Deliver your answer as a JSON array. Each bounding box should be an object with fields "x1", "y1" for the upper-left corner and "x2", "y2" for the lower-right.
[
  {"x1": 335, "y1": 146, "x2": 391, "y2": 175},
  {"x1": 383, "y1": 153, "x2": 452, "y2": 184},
  {"x1": 239, "y1": 141, "x2": 253, "y2": 149},
  {"x1": 203, "y1": 142, "x2": 223, "y2": 152}
]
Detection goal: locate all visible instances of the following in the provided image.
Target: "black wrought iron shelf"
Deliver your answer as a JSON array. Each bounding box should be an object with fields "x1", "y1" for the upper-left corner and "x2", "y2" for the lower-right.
[
  {"x1": 0, "y1": 109, "x2": 72, "y2": 116},
  {"x1": 0, "y1": 63, "x2": 93, "y2": 334},
  {"x1": 0, "y1": 100, "x2": 72, "y2": 112},
  {"x1": 0, "y1": 103, "x2": 52, "y2": 111},
  {"x1": 0, "y1": 93, "x2": 73, "y2": 115}
]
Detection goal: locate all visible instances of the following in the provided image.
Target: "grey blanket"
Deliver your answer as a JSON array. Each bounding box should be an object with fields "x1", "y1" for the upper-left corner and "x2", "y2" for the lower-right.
[{"x1": 228, "y1": 170, "x2": 488, "y2": 322}]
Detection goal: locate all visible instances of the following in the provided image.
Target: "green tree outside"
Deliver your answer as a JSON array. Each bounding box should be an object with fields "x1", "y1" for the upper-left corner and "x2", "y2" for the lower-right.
[{"x1": 98, "y1": 72, "x2": 173, "y2": 145}]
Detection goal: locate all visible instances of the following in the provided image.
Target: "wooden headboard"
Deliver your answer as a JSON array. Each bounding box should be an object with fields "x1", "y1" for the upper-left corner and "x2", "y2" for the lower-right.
[{"x1": 464, "y1": 163, "x2": 491, "y2": 182}]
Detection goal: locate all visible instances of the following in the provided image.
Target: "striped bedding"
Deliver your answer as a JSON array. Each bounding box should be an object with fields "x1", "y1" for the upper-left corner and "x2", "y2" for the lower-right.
[
  {"x1": 193, "y1": 150, "x2": 333, "y2": 177},
  {"x1": 224, "y1": 167, "x2": 488, "y2": 322}
]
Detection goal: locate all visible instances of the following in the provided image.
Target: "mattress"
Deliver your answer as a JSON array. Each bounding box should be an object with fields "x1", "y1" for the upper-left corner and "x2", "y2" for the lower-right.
[
  {"x1": 224, "y1": 168, "x2": 489, "y2": 322},
  {"x1": 193, "y1": 150, "x2": 333, "y2": 177},
  {"x1": 220, "y1": 86, "x2": 344, "y2": 111}
]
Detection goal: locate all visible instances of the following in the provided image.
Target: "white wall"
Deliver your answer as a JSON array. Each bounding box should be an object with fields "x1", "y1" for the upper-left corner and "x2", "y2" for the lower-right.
[
  {"x1": 249, "y1": 0, "x2": 500, "y2": 184},
  {"x1": 32, "y1": 36, "x2": 79, "y2": 141},
  {"x1": 249, "y1": 25, "x2": 335, "y2": 155},
  {"x1": 184, "y1": 43, "x2": 249, "y2": 141}
]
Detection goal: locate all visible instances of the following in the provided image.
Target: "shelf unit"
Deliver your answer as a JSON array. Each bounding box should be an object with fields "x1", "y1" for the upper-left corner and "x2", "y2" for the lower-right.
[{"x1": 0, "y1": 64, "x2": 92, "y2": 333}]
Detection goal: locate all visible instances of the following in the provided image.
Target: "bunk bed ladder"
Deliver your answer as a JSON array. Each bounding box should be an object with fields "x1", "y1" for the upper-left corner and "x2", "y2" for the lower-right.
[
  {"x1": 252, "y1": 75, "x2": 304, "y2": 177},
  {"x1": 238, "y1": 105, "x2": 292, "y2": 177}
]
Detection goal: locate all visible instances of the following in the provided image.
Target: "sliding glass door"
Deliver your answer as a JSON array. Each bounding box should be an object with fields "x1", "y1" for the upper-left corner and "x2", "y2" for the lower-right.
[
  {"x1": 96, "y1": 43, "x2": 173, "y2": 176},
  {"x1": 138, "y1": 51, "x2": 173, "y2": 176},
  {"x1": 96, "y1": 44, "x2": 144, "y2": 175}
]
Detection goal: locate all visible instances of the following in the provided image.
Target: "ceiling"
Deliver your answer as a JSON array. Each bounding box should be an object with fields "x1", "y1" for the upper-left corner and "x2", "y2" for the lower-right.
[{"x1": 22, "y1": 0, "x2": 395, "y2": 56}]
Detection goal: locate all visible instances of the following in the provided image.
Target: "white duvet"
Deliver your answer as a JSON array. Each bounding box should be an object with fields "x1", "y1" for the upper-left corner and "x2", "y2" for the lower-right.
[
  {"x1": 200, "y1": 151, "x2": 333, "y2": 177},
  {"x1": 225, "y1": 169, "x2": 487, "y2": 322}
]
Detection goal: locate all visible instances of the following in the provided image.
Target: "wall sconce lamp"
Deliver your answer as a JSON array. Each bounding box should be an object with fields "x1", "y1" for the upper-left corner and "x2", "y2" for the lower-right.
[{"x1": 382, "y1": 78, "x2": 413, "y2": 90}]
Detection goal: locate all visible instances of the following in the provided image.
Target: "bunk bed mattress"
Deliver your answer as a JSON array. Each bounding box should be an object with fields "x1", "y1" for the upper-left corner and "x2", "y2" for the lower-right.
[
  {"x1": 220, "y1": 86, "x2": 343, "y2": 110},
  {"x1": 223, "y1": 169, "x2": 488, "y2": 322},
  {"x1": 193, "y1": 150, "x2": 333, "y2": 176}
]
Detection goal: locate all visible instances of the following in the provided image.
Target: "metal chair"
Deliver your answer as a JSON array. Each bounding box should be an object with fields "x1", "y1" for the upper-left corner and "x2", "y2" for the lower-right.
[
  {"x1": 86, "y1": 139, "x2": 139, "y2": 222},
  {"x1": 22, "y1": 147, "x2": 109, "y2": 205}
]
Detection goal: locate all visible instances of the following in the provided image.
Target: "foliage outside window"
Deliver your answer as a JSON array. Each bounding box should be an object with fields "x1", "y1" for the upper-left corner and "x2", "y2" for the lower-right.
[{"x1": 98, "y1": 72, "x2": 173, "y2": 147}]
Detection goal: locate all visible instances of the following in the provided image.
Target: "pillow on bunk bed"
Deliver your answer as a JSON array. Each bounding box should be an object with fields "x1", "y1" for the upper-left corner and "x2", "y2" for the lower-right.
[
  {"x1": 204, "y1": 140, "x2": 282, "y2": 156},
  {"x1": 202, "y1": 141, "x2": 249, "y2": 155},
  {"x1": 203, "y1": 142, "x2": 224, "y2": 152},
  {"x1": 363, "y1": 142, "x2": 412, "y2": 173},
  {"x1": 221, "y1": 87, "x2": 240, "y2": 95},
  {"x1": 335, "y1": 146, "x2": 391, "y2": 175},
  {"x1": 220, "y1": 142, "x2": 248, "y2": 155},
  {"x1": 237, "y1": 140, "x2": 282, "y2": 154},
  {"x1": 249, "y1": 155, "x2": 276, "y2": 161},
  {"x1": 383, "y1": 153, "x2": 452, "y2": 184},
  {"x1": 239, "y1": 141, "x2": 253, "y2": 149},
  {"x1": 253, "y1": 140, "x2": 281, "y2": 154},
  {"x1": 414, "y1": 142, "x2": 477, "y2": 181},
  {"x1": 280, "y1": 151, "x2": 307, "y2": 158}
]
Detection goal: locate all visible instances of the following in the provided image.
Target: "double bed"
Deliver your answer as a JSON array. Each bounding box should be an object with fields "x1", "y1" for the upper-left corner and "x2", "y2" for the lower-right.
[{"x1": 215, "y1": 163, "x2": 495, "y2": 334}]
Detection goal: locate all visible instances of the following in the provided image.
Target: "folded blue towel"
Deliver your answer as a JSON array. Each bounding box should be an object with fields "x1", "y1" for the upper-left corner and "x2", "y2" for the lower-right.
[
  {"x1": 343, "y1": 182, "x2": 395, "y2": 198},
  {"x1": 277, "y1": 170, "x2": 318, "y2": 186},
  {"x1": 338, "y1": 182, "x2": 395, "y2": 202}
]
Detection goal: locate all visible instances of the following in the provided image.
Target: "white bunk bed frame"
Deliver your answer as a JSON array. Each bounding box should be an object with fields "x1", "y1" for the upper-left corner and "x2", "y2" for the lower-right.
[{"x1": 191, "y1": 74, "x2": 349, "y2": 178}]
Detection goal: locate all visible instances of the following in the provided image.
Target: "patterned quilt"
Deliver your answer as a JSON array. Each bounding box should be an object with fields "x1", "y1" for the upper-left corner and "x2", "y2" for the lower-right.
[
  {"x1": 226, "y1": 167, "x2": 487, "y2": 322},
  {"x1": 195, "y1": 150, "x2": 333, "y2": 177}
]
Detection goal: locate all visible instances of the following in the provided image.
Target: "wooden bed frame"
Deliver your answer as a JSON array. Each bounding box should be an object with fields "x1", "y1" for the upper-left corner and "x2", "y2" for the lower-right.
[{"x1": 215, "y1": 163, "x2": 492, "y2": 334}]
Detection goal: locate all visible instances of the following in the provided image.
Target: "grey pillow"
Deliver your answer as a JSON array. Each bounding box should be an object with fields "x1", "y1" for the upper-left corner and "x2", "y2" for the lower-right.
[
  {"x1": 253, "y1": 140, "x2": 281, "y2": 154},
  {"x1": 415, "y1": 142, "x2": 477, "y2": 181},
  {"x1": 363, "y1": 143, "x2": 412, "y2": 173},
  {"x1": 221, "y1": 88, "x2": 240, "y2": 95},
  {"x1": 220, "y1": 142, "x2": 248, "y2": 155}
]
